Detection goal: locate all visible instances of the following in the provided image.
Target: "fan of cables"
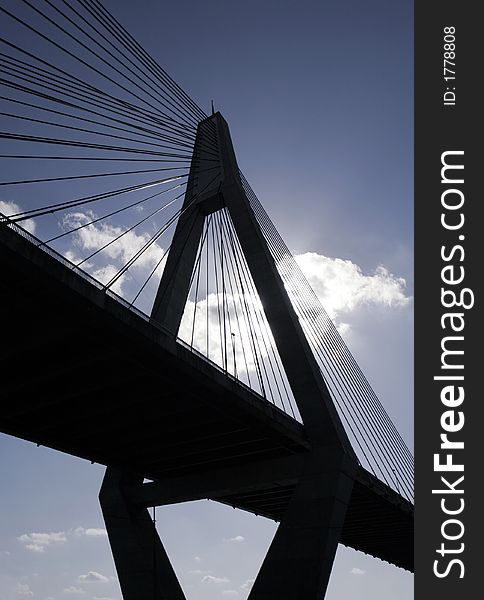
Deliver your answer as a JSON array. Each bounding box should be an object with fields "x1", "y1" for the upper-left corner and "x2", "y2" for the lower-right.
[{"x1": 0, "y1": 0, "x2": 216, "y2": 314}]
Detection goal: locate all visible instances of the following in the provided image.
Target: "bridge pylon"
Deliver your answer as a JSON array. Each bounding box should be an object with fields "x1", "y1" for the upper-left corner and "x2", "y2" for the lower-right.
[{"x1": 100, "y1": 112, "x2": 359, "y2": 599}]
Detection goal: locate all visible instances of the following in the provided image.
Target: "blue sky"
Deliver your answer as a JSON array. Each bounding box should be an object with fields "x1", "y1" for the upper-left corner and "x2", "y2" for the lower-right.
[{"x1": 0, "y1": 1, "x2": 413, "y2": 598}]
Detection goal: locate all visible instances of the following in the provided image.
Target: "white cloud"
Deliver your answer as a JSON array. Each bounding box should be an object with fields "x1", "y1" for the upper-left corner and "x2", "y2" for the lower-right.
[
  {"x1": 63, "y1": 249, "x2": 86, "y2": 267},
  {"x1": 350, "y1": 567, "x2": 366, "y2": 576},
  {"x1": 56, "y1": 205, "x2": 410, "y2": 336},
  {"x1": 78, "y1": 572, "x2": 109, "y2": 583},
  {"x1": 194, "y1": 556, "x2": 201, "y2": 562},
  {"x1": 187, "y1": 570, "x2": 211, "y2": 575},
  {"x1": 178, "y1": 291, "x2": 271, "y2": 376},
  {"x1": 60, "y1": 211, "x2": 166, "y2": 297},
  {"x1": 62, "y1": 587, "x2": 85, "y2": 595},
  {"x1": 25, "y1": 544, "x2": 45, "y2": 553},
  {"x1": 90, "y1": 265, "x2": 129, "y2": 296},
  {"x1": 222, "y1": 591, "x2": 239, "y2": 596},
  {"x1": 59, "y1": 211, "x2": 410, "y2": 354},
  {"x1": 84, "y1": 528, "x2": 108, "y2": 538},
  {"x1": 240, "y1": 579, "x2": 254, "y2": 591},
  {"x1": 201, "y1": 575, "x2": 230, "y2": 584},
  {"x1": 74, "y1": 527, "x2": 107, "y2": 538},
  {"x1": 18, "y1": 532, "x2": 67, "y2": 552},
  {"x1": 18, "y1": 528, "x2": 107, "y2": 554},
  {"x1": 93, "y1": 597, "x2": 117, "y2": 600},
  {"x1": 293, "y1": 252, "x2": 411, "y2": 323},
  {"x1": 227, "y1": 535, "x2": 245, "y2": 543},
  {"x1": 0, "y1": 200, "x2": 36, "y2": 234},
  {"x1": 177, "y1": 250, "x2": 411, "y2": 383},
  {"x1": 15, "y1": 583, "x2": 34, "y2": 597}
]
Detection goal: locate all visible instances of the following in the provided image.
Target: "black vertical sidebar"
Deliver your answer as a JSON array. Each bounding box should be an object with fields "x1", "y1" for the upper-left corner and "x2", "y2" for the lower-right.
[{"x1": 415, "y1": 2, "x2": 481, "y2": 599}]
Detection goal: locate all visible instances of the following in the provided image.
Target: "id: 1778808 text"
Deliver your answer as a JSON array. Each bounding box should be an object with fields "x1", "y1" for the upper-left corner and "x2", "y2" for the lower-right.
[{"x1": 443, "y1": 26, "x2": 456, "y2": 106}]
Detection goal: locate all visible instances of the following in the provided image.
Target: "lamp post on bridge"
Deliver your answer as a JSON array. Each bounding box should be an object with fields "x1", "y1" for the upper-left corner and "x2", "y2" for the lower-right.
[{"x1": 231, "y1": 332, "x2": 237, "y2": 379}]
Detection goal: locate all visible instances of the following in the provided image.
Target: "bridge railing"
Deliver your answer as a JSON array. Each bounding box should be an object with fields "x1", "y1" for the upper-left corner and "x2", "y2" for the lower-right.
[{"x1": 1, "y1": 213, "x2": 158, "y2": 320}]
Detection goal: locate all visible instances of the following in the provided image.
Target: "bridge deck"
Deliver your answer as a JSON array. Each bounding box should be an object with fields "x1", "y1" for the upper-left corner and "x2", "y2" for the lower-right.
[{"x1": 0, "y1": 223, "x2": 413, "y2": 572}]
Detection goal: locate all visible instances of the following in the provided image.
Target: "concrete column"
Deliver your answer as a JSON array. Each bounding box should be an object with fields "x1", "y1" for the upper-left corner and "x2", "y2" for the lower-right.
[
  {"x1": 99, "y1": 468, "x2": 186, "y2": 600},
  {"x1": 248, "y1": 452, "x2": 356, "y2": 600},
  {"x1": 151, "y1": 116, "x2": 221, "y2": 334}
]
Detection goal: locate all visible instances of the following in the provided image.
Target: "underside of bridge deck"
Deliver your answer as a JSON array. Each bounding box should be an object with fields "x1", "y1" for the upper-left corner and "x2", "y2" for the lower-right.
[{"x1": 0, "y1": 223, "x2": 413, "y2": 581}]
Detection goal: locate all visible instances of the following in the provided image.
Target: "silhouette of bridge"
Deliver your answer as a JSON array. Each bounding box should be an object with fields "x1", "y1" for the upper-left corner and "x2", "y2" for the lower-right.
[{"x1": 0, "y1": 2, "x2": 413, "y2": 598}]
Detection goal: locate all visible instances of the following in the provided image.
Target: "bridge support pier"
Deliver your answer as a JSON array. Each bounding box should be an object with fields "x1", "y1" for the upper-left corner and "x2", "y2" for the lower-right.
[
  {"x1": 100, "y1": 451, "x2": 355, "y2": 600},
  {"x1": 99, "y1": 467, "x2": 186, "y2": 600},
  {"x1": 248, "y1": 452, "x2": 355, "y2": 600}
]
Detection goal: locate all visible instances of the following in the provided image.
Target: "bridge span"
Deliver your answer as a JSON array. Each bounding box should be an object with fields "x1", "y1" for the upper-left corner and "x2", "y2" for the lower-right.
[{"x1": 1, "y1": 220, "x2": 413, "y2": 576}]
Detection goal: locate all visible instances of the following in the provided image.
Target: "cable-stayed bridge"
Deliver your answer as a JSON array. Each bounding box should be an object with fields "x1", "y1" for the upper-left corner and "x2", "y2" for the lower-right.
[{"x1": 0, "y1": 1, "x2": 413, "y2": 598}]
